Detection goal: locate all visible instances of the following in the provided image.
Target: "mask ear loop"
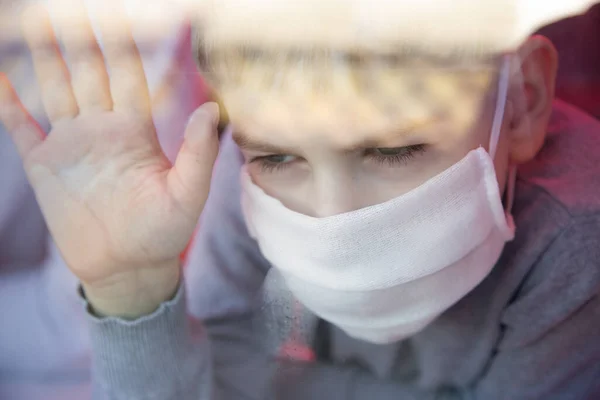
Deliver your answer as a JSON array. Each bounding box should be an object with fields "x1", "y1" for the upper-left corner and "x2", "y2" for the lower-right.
[
  {"x1": 505, "y1": 165, "x2": 517, "y2": 215},
  {"x1": 490, "y1": 55, "x2": 518, "y2": 228},
  {"x1": 488, "y1": 55, "x2": 512, "y2": 159}
]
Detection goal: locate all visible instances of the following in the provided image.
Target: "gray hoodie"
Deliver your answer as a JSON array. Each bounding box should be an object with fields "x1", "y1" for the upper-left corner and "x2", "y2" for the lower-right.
[{"x1": 86, "y1": 99, "x2": 600, "y2": 400}]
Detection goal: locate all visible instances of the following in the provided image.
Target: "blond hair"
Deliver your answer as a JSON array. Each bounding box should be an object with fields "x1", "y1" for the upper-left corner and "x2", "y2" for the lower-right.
[{"x1": 190, "y1": 4, "x2": 507, "y2": 134}]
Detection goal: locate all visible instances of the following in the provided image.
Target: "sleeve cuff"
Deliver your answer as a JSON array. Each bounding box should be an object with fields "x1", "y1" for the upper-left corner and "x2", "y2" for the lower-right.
[{"x1": 79, "y1": 282, "x2": 211, "y2": 399}]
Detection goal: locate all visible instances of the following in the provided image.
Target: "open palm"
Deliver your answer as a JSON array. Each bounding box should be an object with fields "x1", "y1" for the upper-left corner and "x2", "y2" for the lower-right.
[{"x1": 0, "y1": 0, "x2": 219, "y2": 316}]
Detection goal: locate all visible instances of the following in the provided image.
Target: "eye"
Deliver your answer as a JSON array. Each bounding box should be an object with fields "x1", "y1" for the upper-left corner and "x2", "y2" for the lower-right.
[
  {"x1": 365, "y1": 144, "x2": 427, "y2": 167},
  {"x1": 372, "y1": 148, "x2": 407, "y2": 156},
  {"x1": 249, "y1": 154, "x2": 298, "y2": 173}
]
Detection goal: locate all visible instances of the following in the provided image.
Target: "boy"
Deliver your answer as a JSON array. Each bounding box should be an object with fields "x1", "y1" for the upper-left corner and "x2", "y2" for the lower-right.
[{"x1": 1, "y1": 0, "x2": 598, "y2": 399}]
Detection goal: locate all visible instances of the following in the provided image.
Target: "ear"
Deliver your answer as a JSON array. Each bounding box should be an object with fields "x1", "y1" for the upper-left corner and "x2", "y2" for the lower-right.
[{"x1": 506, "y1": 35, "x2": 558, "y2": 165}]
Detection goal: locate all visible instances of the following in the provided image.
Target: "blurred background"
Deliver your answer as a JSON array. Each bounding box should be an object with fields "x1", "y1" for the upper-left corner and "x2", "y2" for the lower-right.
[{"x1": 537, "y1": 2, "x2": 600, "y2": 119}]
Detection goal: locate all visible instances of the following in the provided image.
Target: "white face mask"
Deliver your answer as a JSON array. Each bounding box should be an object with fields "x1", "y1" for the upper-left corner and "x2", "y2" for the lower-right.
[{"x1": 240, "y1": 56, "x2": 516, "y2": 344}]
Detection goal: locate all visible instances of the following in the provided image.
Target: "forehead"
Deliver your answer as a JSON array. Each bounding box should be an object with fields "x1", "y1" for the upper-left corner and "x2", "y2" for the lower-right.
[
  {"x1": 193, "y1": 0, "x2": 504, "y2": 145},
  {"x1": 223, "y1": 66, "x2": 496, "y2": 149}
]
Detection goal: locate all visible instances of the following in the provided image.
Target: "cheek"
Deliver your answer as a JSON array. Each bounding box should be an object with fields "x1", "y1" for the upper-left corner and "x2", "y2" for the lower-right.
[
  {"x1": 248, "y1": 158, "x2": 371, "y2": 216},
  {"x1": 247, "y1": 164, "x2": 315, "y2": 214},
  {"x1": 249, "y1": 167, "x2": 306, "y2": 195}
]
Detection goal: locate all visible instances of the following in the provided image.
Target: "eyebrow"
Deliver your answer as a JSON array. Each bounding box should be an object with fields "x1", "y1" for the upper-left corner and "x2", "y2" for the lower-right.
[
  {"x1": 232, "y1": 118, "x2": 440, "y2": 154},
  {"x1": 233, "y1": 130, "x2": 297, "y2": 154}
]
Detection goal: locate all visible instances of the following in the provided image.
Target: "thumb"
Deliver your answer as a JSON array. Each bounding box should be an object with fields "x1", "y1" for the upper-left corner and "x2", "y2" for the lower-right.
[{"x1": 167, "y1": 102, "x2": 220, "y2": 217}]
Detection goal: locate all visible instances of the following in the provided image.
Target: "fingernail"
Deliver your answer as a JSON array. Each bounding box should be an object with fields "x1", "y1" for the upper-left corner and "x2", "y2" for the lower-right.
[
  {"x1": 186, "y1": 102, "x2": 220, "y2": 139},
  {"x1": 200, "y1": 101, "x2": 220, "y2": 129}
]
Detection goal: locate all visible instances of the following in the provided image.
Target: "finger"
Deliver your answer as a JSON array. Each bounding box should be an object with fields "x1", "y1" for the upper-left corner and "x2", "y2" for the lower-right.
[
  {"x1": 21, "y1": 5, "x2": 79, "y2": 124},
  {"x1": 52, "y1": 0, "x2": 112, "y2": 112},
  {"x1": 206, "y1": 87, "x2": 230, "y2": 137},
  {"x1": 167, "y1": 102, "x2": 220, "y2": 217},
  {"x1": 95, "y1": 1, "x2": 151, "y2": 114},
  {"x1": 0, "y1": 74, "x2": 45, "y2": 158}
]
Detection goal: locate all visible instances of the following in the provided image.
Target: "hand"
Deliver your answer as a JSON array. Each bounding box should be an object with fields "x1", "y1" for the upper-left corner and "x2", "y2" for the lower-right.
[{"x1": 0, "y1": 0, "x2": 220, "y2": 318}]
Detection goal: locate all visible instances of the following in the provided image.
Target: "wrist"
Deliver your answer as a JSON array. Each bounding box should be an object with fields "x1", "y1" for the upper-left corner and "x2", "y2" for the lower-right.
[{"x1": 82, "y1": 262, "x2": 181, "y2": 319}]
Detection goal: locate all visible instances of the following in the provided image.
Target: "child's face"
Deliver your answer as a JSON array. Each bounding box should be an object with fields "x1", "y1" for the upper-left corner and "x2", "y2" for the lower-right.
[
  {"x1": 225, "y1": 63, "x2": 514, "y2": 217},
  {"x1": 196, "y1": 5, "x2": 557, "y2": 217}
]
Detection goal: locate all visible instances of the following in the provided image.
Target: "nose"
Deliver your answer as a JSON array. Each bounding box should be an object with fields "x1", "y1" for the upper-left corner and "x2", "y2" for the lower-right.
[{"x1": 309, "y1": 171, "x2": 361, "y2": 218}]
